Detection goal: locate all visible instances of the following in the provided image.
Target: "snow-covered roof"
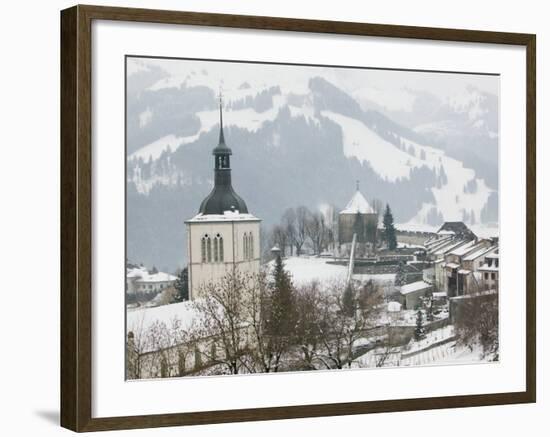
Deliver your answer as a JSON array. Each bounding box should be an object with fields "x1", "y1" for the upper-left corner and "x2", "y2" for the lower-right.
[
  {"x1": 186, "y1": 210, "x2": 260, "y2": 223},
  {"x1": 399, "y1": 280, "x2": 432, "y2": 295},
  {"x1": 433, "y1": 291, "x2": 447, "y2": 298},
  {"x1": 126, "y1": 267, "x2": 177, "y2": 283},
  {"x1": 458, "y1": 269, "x2": 471, "y2": 275},
  {"x1": 340, "y1": 190, "x2": 375, "y2": 215},
  {"x1": 434, "y1": 240, "x2": 469, "y2": 255},
  {"x1": 463, "y1": 245, "x2": 497, "y2": 261},
  {"x1": 449, "y1": 240, "x2": 478, "y2": 256},
  {"x1": 444, "y1": 262, "x2": 460, "y2": 269},
  {"x1": 438, "y1": 230, "x2": 455, "y2": 235}
]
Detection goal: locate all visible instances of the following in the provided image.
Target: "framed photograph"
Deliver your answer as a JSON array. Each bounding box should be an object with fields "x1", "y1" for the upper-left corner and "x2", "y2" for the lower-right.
[{"x1": 60, "y1": 4, "x2": 536, "y2": 432}]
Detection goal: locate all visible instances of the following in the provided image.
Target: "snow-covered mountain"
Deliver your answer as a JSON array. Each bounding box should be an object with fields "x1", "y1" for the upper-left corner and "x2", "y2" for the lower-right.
[{"x1": 126, "y1": 60, "x2": 498, "y2": 271}]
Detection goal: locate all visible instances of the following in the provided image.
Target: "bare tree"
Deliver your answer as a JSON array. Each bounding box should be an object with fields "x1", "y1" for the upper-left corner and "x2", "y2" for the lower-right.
[
  {"x1": 281, "y1": 207, "x2": 297, "y2": 256},
  {"x1": 375, "y1": 323, "x2": 401, "y2": 367},
  {"x1": 271, "y1": 225, "x2": 288, "y2": 257},
  {"x1": 306, "y1": 210, "x2": 329, "y2": 255},
  {"x1": 316, "y1": 279, "x2": 384, "y2": 369},
  {"x1": 294, "y1": 281, "x2": 324, "y2": 369},
  {"x1": 192, "y1": 271, "x2": 255, "y2": 374},
  {"x1": 293, "y1": 206, "x2": 310, "y2": 256},
  {"x1": 454, "y1": 292, "x2": 499, "y2": 360}
]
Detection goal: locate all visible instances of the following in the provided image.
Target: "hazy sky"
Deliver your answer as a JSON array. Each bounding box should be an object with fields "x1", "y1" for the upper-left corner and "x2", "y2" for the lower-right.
[{"x1": 129, "y1": 56, "x2": 499, "y2": 110}]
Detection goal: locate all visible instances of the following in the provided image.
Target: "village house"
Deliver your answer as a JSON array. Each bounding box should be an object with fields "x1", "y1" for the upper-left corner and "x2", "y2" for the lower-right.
[
  {"x1": 441, "y1": 239, "x2": 494, "y2": 297},
  {"x1": 126, "y1": 266, "x2": 177, "y2": 297},
  {"x1": 478, "y1": 250, "x2": 499, "y2": 291},
  {"x1": 398, "y1": 280, "x2": 433, "y2": 310}
]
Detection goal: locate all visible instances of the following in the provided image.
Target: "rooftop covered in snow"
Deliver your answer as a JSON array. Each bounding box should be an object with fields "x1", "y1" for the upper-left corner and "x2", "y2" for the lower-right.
[
  {"x1": 186, "y1": 210, "x2": 260, "y2": 223},
  {"x1": 126, "y1": 267, "x2": 177, "y2": 283},
  {"x1": 399, "y1": 280, "x2": 433, "y2": 295},
  {"x1": 340, "y1": 189, "x2": 375, "y2": 215}
]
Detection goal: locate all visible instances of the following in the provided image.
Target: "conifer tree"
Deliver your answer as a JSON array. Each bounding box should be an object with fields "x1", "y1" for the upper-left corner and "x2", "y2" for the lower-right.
[
  {"x1": 414, "y1": 309, "x2": 425, "y2": 340},
  {"x1": 173, "y1": 267, "x2": 189, "y2": 302},
  {"x1": 394, "y1": 261, "x2": 407, "y2": 286},
  {"x1": 382, "y1": 204, "x2": 397, "y2": 250},
  {"x1": 269, "y1": 255, "x2": 295, "y2": 339}
]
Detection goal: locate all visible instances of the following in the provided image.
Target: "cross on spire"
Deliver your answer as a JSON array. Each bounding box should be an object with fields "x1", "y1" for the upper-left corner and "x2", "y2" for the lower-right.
[
  {"x1": 218, "y1": 84, "x2": 225, "y2": 144},
  {"x1": 356, "y1": 180, "x2": 360, "y2": 191}
]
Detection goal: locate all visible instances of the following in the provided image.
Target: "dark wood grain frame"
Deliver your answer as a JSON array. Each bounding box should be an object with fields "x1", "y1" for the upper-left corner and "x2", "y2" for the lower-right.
[{"x1": 60, "y1": 4, "x2": 536, "y2": 432}]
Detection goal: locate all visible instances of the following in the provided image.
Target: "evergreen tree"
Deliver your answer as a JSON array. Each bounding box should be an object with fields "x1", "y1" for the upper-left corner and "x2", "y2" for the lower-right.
[
  {"x1": 269, "y1": 255, "x2": 295, "y2": 338},
  {"x1": 150, "y1": 265, "x2": 158, "y2": 274},
  {"x1": 414, "y1": 309, "x2": 425, "y2": 340},
  {"x1": 173, "y1": 267, "x2": 189, "y2": 302},
  {"x1": 382, "y1": 204, "x2": 397, "y2": 250},
  {"x1": 394, "y1": 261, "x2": 407, "y2": 286}
]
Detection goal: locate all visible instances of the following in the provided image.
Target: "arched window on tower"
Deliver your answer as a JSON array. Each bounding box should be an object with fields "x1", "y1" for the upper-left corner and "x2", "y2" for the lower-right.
[
  {"x1": 213, "y1": 237, "x2": 219, "y2": 263},
  {"x1": 218, "y1": 235, "x2": 224, "y2": 262},
  {"x1": 201, "y1": 235, "x2": 208, "y2": 263},
  {"x1": 206, "y1": 235, "x2": 212, "y2": 263},
  {"x1": 242, "y1": 232, "x2": 254, "y2": 261},
  {"x1": 214, "y1": 234, "x2": 223, "y2": 263}
]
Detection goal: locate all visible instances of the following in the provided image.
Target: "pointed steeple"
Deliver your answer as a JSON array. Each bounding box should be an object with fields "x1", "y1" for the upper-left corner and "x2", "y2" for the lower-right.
[
  {"x1": 218, "y1": 91, "x2": 226, "y2": 145},
  {"x1": 213, "y1": 88, "x2": 232, "y2": 156},
  {"x1": 198, "y1": 85, "x2": 248, "y2": 215}
]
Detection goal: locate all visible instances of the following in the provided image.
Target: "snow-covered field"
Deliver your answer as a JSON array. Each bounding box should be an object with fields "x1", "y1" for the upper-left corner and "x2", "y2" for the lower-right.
[
  {"x1": 276, "y1": 256, "x2": 347, "y2": 287},
  {"x1": 126, "y1": 300, "x2": 197, "y2": 337},
  {"x1": 354, "y1": 325, "x2": 490, "y2": 368},
  {"x1": 275, "y1": 256, "x2": 399, "y2": 288}
]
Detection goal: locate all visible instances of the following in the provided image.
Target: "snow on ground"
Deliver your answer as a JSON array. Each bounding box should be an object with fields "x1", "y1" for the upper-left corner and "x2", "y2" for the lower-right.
[
  {"x1": 130, "y1": 95, "x2": 291, "y2": 161},
  {"x1": 130, "y1": 134, "x2": 201, "y2": 161},
  {"x1": 403, "y1": 325, "x2": 455, "y2": 354},
  {"x1": 130, "y1": 62, "x2": 495, "y2": 226},
  {"x1": 321, "y1": 111, "x2": 428, "y2": 182},
  {"x1": 354, "y1": 329, "x2": 490, "y2": 368},
  {"x1": 318, "y1": 110, "x2": 493, "y2": 224},
  {"x1": 275, "y1": 256, "x2": 347, "y2": 287},
  {"x1": 276, "y1": 256, "x2": 398, "y2": 288},
  {"x1": 352, "y1": 85, "x2": 416, "y2": 112},
  {"x1": 126, "y1": 301, "x2": 198, "y2": 337}
]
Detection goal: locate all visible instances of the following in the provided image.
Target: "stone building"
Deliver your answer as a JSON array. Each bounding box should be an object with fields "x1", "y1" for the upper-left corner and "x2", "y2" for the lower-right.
[
  {"x1": 338, "y1": 186, "x2": 378, "y2": 251},
  {"x1": 185, "y1": 102, "x2": 261, "y2": 299},
  {"x1": 126, "y1": 266, "x2": 177, "y2": 297}
]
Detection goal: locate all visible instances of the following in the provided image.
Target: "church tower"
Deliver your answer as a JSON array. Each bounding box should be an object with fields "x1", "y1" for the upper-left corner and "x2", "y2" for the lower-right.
[{"x1": 185, "y1": 97, "x2": 261, "y2": 299}]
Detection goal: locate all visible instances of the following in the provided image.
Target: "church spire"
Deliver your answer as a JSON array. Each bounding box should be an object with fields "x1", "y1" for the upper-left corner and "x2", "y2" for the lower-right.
[
  {"x1": 213, "y1": 86, "x2": 231, "y2": 157},
  {"x1": 198, "y1": 84, "x2": 248, "y2": 215},
  {"x1": 218, "y1": 88, "x2": 225, "y2": 145}
]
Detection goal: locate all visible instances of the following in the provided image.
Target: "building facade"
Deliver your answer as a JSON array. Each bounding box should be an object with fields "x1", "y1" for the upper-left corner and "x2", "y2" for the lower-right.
[
  {"x1": 185, "y1": 102, "x2": 261, "y2": 299},
  {"x1": 338, "y1": 187, "x2": 378, "y2": 250},
  {"x1": 126, "y1": 266, "x2": 177, "y2": 296}
]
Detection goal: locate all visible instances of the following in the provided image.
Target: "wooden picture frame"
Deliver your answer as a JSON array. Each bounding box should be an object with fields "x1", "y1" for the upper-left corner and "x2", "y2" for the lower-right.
[{"x1": 60, "y1": 4, "x2": 536, "y2": 432}]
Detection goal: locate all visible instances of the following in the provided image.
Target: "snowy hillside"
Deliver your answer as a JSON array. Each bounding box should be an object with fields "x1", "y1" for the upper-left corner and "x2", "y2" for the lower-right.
[{"x1": 125, "y1": 58, "x2": 499, "y2": 270}]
